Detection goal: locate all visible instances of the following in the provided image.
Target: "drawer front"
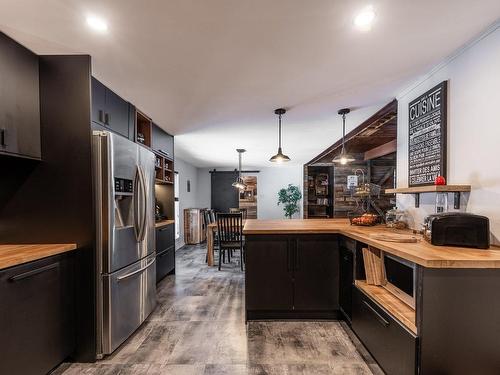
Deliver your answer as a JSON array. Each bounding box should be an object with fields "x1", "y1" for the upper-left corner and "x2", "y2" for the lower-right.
[
  {"x1": 102, "y1": 253, "x2": 156, "y2": 354},
  {"x1": 156, "y1": 224, "x2": 174, "y2": 252},
  {"x1": 0, "y1": 254, "x2": 74, "y2": 375},
  {"x1": 156, "y1": 246, "x2": 175, "y2": 282},
  {"x1": 352, "y1": 287, "x2": 417, "y2": 375}
]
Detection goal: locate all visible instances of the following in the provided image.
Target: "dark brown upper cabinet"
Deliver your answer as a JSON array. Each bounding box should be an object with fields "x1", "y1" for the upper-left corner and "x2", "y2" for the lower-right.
[
  {"x1": 152, "y1": 123, "x2": 174, "y2": 158},
  {"x1": 0, "y1": 33, "x2": 41, "y2": 160},
  {"x1": 91, "y1": 77, "x2": 131, "y2": 139}
]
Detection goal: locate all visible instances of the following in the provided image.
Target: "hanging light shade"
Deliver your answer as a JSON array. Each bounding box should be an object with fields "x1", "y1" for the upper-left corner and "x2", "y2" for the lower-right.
[
  {"x1": 270, "y1": 108, "x2": 291, "y2": 163},
  {"x1": 332, "y1": 108, "x2": 355, "y2": 165},
  {"x1": 232, "y1": 149, "x2": 247, "y2": 190}
]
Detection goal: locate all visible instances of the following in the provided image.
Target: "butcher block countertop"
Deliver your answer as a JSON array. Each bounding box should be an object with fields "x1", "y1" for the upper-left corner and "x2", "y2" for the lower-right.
[
  {"x1": 243, "y1": 219, "x2": 500, "y2": 269},
  {"x1": 0, "y1": 244, "x2": 77, "y2": 270},
  {"x1": 155, "y1": 219, "x2": 175, "y2": 228}
]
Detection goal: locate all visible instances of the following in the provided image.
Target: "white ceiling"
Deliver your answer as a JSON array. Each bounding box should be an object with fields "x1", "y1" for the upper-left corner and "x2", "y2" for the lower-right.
[{"x1": 1, "y1": 0, "x2": 498, "y2": 168}]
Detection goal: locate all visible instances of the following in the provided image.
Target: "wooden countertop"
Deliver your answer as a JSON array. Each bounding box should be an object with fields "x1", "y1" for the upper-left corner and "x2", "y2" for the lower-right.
[
  {"x1": 243, "y1": 219, "x2": 500, "y2": 269},
  {"x1": 155, "y1": 219, "x2": 175, "y2": 228},
  {"x1": 0, "y1": 244, "x2": 78, "y2": 270}
]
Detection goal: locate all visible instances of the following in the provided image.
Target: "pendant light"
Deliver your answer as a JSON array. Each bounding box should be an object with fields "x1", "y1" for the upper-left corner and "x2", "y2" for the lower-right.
[
  {"x1": 332, "y1": 108, "x2": 355, "y2": 165},
  {"x1": 232, "y1": 149, "x2": 247, "y2": 190},
  {"x1": 270, "y1": 108, "x2": 291, "y2": 163}
]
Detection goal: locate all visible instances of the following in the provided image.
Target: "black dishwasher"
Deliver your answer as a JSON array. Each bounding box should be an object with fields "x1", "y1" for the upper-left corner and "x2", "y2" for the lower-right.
[{"x1": 339, "y1": 238, "x2": 354, "y2": 322}]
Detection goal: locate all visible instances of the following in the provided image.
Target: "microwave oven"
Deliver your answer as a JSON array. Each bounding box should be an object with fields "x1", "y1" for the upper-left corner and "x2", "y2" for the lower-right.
[{"x1": 383, "y1": 253, "x2": 416, "y2": 308}]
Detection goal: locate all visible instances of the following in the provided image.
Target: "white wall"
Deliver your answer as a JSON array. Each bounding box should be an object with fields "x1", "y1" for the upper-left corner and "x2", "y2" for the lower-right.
[
  {"x1": 257, "y1": 166, "x2": 303, "y2": 219},
  {"x1": 197, "y1": 168, "x2": 212, "y2": 208},
  {"x1": 195, "y1": 165, "x2": 304, "y2": 219},
  {"x1": 395, "y1": 25, "x2": 500, "y2": 244},
  {"x1": 175, "y1": 157, "x2": 200, "y2": 247}
]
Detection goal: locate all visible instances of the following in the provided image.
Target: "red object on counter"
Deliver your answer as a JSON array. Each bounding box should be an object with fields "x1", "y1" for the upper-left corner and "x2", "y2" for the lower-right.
[{"x1": 434, "y1": 175, "x2": 446, "y2": 185}]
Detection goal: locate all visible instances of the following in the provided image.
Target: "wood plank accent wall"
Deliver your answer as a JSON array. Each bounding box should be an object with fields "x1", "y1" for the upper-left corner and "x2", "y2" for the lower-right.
[{"x1": 364, "y1": 139, "x2": 397, "y2": 160}]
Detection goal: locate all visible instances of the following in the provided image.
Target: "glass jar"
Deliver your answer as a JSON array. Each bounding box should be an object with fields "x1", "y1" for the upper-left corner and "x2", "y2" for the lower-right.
[
  {"x1": 386, "y1": 207, "x2": 408, "y2": 229},
  {"x1": 435, "y1": 192, "x2": 448, "y2": 213}
]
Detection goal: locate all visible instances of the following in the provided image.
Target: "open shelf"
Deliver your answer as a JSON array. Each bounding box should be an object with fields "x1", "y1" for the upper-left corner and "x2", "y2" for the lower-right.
[
  {"x1": 136, "y1": 110, "x2": 152, "y2": 148},
  {"x1": 154, "y1": 151, "x2": 174, "y2": 185},
  {"x1": 155, "y1": 178, "x2": 174, "y2": 185},
  {"x1": 355, "y1": 280, "x2": 417, "y2": 334},
  {"x1": 385, "y1": 184, "x2": 471, "y2": 209},
  {"x1": 385, "y1": 185, "x2": 470, "y2": 194}
]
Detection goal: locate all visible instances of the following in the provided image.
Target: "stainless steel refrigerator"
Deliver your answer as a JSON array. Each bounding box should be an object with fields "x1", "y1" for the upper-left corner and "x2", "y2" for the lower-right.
[{"x1": 92, "y1": 130, "x2": 156, "y2": 357}]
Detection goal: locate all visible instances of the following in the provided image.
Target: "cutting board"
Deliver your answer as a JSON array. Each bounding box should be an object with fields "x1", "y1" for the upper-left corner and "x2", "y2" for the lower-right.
[{"x1": 369, "y1": 233, "x2": 419, "y2": 243}]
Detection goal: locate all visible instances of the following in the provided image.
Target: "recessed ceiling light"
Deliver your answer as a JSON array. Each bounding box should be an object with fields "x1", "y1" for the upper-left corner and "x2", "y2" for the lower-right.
[
  {"x1": 86, "y1": 15, "x2": 108, "y2": 32},
  {"x1": 354, "y1": 6, "x2": 376, "y2": 31}
]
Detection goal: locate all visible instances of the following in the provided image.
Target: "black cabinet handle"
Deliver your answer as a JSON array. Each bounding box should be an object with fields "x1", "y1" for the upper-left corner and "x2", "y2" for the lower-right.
[
  {"x1": 9, "y1": 262, "x2": 59, "y2": 282},
  {"x1": 362, "y1": 301, "x2": 389, "y2": 327},
  {"x1": 0, "y1": 128, "x2": 6, "y2": 147},
  {"x1": 159, "y1": 227, "x2": 169, "y2": 232},
  {"x1": 104, "y1": 113, "x2": 110, "y2": 125},
  {"x1": 98, "y1": 109, "x2": 104, "y2": 123}
]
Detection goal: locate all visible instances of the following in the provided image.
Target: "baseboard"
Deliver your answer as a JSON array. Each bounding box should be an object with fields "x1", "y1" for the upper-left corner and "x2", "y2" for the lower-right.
[{"x1": 246, "y1": 310, "x2": 341, "y2": 321}]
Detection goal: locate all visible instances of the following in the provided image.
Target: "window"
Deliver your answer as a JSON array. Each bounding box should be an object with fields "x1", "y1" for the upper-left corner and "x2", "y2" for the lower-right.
[{"x1": 174, "y1": 171, "x2": 180, "y2": 239}]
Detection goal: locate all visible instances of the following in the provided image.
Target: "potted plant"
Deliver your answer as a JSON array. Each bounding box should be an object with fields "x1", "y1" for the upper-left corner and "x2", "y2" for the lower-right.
[{"x1": 277, "y1": 184, "x2": 302, "y2": 219}]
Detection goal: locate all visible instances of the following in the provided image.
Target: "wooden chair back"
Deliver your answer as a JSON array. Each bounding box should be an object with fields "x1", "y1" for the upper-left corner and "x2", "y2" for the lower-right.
[
  {"x1": 229, "y1": 207, "x2": 248, "y2": 220},
  {"x1": 203, "y1": 210, "x2": 212, "y2": 227},
  {"x1": 216, "y1": 212, "x2": 243, "y2": 245},
  {"x1": 209, "y1": 210, "x2": 216, "y2": 223}
]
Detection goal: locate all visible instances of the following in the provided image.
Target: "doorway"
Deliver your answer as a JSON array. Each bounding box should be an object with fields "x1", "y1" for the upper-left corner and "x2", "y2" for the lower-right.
[{"x1": 239, "y1": 176, "x2": 257, "y2": 219}]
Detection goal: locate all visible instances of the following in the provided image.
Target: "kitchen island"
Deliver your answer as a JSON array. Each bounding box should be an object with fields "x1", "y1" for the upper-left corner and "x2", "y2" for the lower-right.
[{"x1": 243, "y1": 219, "x2": 500, "y2": 375}]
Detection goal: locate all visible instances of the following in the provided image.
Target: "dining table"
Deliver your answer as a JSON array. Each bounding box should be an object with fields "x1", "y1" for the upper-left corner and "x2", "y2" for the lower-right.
[{"x1": 206, "y1": 220, "x2": 246, "y2": 266}]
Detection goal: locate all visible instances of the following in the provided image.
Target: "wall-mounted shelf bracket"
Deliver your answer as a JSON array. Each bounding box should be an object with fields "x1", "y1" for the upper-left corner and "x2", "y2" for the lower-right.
[
  {"x1": 385, "y1": 185, "x2": 470, "y2": 209},
  {"x1": 454, "y1": 192, "x2": 461, "y2": 209}
]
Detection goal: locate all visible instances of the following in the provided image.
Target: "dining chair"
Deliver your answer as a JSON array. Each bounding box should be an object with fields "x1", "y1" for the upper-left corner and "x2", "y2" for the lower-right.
[
  {"x1": 216, "y1": 212, "x2": 244, "y2": 271},
  {"x1": 203, "y1": 210, "x2": 212, "y2": 263},
  {"x1": 209, "y1": 209, "x2": 216, "y2": 223},
  {"x1": 230, "y1": 207, "x2": 248, "y2": 220}
]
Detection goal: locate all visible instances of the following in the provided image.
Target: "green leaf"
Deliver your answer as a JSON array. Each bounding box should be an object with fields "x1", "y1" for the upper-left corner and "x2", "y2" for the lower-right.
[{"x1": 277, "y1": 184, "x2": 302, "y2": 219}]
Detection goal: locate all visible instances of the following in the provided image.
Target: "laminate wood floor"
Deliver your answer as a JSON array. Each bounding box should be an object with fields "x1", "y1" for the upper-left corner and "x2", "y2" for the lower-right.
[{"x1": 54, "y1": 244, "x2": 382, "y2": 375}]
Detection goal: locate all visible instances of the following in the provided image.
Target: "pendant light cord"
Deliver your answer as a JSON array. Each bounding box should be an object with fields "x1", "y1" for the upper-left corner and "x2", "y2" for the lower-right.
[
  {"x1": 278, "y1": 113, "x2": 282, "y2": 149},
  {"x1": 341, "y1": 113, "x2": 346, "y2": 153},
  {"x1": 238, "y1": 151, "x2": 242, "y2": 178}
]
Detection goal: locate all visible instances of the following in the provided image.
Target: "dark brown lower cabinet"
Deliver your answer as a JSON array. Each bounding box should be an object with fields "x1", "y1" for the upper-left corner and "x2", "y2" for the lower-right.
[
  {"x1": 156, "y1": 246, "x2": 175, "y2": 282},
  {"x1": 0, "y1": 252, "x2": 75, "y2": 375},
  {"x1": 339, "y1": 246, "x2": 354, "y2": 321},
  {"x1": 156, "y1": 224, "x2": 175, "y2": 282},
  {"x1": 293, "y1": 236, "x2": 338, "y2": 310},
  {"x1": 245, "y1": 236, "x2": 293, "y2": 312},
  {"x1": 352, "y1": 287, "x2": 416, "y2": 375},
  {"x1": 245, "y1": 234, "x2": 338, "y2": 319}
]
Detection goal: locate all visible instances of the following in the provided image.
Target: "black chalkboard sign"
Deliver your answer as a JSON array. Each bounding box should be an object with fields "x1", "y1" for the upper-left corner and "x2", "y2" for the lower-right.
[{"x1": 408, "y1": 81, "x2": 447, "y2": 186}]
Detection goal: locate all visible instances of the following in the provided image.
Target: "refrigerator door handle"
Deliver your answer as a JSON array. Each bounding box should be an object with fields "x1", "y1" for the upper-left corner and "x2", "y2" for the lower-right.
[
  {"x1": 137, "y1": 165, "x2": 148, "y2": 242},
  {"x1": 133, "y1": 165, "x2": 141, "y2": 241},
  {"x1": 116, "y1": 257, "x2": 156, "y2": 281}
]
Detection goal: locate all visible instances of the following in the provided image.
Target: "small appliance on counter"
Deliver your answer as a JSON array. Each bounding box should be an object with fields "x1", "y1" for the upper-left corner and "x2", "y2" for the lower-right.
[{"x1": 422, "y1": 212, "x2": 490, "y2": 249}]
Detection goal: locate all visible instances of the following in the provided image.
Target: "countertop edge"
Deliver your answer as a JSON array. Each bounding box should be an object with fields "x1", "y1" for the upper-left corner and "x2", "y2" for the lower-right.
[
  {"x1": 243, "y1": 222, "x2": 500, "y2": 269},
  {"x1": 0, "y1": 244, "x2": 78, "y2": 270},
  {"x1": 155, "y1": 219, "x2": 175, "y2": 228}
]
